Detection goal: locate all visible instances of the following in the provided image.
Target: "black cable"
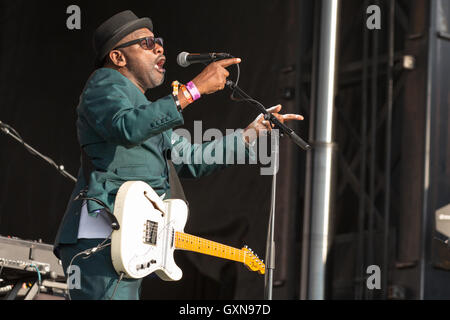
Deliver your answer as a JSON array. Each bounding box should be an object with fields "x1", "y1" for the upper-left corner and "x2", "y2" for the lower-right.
[
  {"x1": 110, "y1": 272, "x2": 125, "y2": 300},
  {"x1": 66, "y1": 233, "x2": 113, "y2": 300},
  {"x1": 74, "y1": 190, "x2": 120, "y2": 231},
  {"x1": 225, "y1": 64, "x2": 311, "y2": 151}
]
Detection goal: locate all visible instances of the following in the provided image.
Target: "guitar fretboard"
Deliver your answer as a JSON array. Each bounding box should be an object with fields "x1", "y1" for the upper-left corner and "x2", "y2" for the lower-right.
[{"x1": 175, "y1": 232, "x2": 245, "y2": 263}]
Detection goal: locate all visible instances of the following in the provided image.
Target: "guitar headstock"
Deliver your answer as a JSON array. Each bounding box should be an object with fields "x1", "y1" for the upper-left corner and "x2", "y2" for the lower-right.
[{"x1": 242, "y1": 246, "x2": 265, "y2": 275}]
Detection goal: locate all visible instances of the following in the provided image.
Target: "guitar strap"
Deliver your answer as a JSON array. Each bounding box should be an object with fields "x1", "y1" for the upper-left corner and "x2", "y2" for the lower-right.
[
  {"x1": 168, "y1": 161, "x2": 188, "y2": 202},
  {"x1": 81, "y1": 148, "x2": 94, "y2": 184}
]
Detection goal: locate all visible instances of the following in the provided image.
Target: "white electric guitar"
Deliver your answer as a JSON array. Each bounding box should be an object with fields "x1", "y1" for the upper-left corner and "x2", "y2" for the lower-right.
[{"x1": 111, "y1": 181, "x2": 265, "y2": 280}]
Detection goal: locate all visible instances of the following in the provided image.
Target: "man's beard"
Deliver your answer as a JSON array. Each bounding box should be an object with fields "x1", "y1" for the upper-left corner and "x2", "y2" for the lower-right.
[
  {"x1": 126, "y1": 54, "x2": 165, "y2": 90},
  {"x1": 152, "y1": 71, "x2": 165, "y2": 88}
]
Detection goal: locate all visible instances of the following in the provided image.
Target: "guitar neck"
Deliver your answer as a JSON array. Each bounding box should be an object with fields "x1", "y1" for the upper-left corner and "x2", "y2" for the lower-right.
[{"x1": 175, "y1": 232, "x2": 245, "y2": 263}]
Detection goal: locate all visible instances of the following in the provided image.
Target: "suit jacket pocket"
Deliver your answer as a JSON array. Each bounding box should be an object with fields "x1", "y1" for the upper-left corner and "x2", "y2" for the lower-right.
[{"x1": 113, "y1": 165, "x2": 150, "y2": 180}]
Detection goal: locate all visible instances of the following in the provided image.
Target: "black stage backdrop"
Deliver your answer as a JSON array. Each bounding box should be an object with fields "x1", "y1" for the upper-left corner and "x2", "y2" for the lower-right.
[{"x1": 0, "y1": 1, "x2": 309, "y2": 299}]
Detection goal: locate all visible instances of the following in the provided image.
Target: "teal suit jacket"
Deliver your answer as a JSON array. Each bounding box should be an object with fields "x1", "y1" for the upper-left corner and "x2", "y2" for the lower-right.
[{"x1": 54, "y1": 68, "x2": 253, "y2": 258}]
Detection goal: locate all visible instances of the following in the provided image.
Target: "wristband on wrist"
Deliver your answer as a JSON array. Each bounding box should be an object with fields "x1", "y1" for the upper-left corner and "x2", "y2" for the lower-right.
[
  {"x1": 180, "y1": 84, "x2": 194, "y2": 104},
  {"x1": 171, "y1": 81, "x2": 182, "y2": 113},
  {"x1": 186, "y1": 81, "x2": 202, "y2": 101}
]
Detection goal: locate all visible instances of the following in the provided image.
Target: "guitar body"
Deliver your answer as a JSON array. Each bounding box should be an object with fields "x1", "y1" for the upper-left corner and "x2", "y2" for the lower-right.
[
  {"x1": 111, "y1": 181, "x2": 265, "y2": 280},
  {"x1": 111, "y1": 181, "x2": 188, "y2": 281}
]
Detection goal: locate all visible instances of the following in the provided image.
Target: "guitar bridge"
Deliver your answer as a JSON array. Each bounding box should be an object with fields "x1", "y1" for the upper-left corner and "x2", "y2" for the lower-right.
[{"x1": 144, "y1": 221, "x2": 158, "y2": 245}]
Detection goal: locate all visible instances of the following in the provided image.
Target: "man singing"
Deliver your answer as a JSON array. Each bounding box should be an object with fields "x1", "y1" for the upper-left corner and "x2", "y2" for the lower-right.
[{"x1": 54, "y1": 10, "x2": 303, "y2": 300}]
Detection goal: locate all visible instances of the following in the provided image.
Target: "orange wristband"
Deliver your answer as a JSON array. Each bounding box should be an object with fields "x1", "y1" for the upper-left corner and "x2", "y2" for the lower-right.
[
  {"x1": 171, "y1": 81, "x2": 182, "y2": 112},
  {"x1": 180, "y1": 85, "x2": 194, "y2": 104}
]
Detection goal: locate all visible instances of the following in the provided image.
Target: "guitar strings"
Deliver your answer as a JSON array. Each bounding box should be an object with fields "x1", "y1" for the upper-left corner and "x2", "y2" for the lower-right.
[
  {"x1": 142, "y1": 220, "x2": 263, "y2": 267},
  {"x1": 142, "y1": 215, "x2": 256, "y2": 260}
]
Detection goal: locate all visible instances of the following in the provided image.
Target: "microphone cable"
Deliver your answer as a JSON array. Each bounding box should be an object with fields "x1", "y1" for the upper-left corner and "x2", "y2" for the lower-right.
[
  {"x1": 225, "y1": 58, "x2": 312, "y2": 151},
  {"x1": 226, "y1": 61, "x2": 274, "y2": 120}
]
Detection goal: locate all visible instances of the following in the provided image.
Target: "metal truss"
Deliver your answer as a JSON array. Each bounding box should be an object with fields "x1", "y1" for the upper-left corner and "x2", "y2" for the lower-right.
[{"x1": 299, "y1": 0, "x2": 414, "y2": 300}]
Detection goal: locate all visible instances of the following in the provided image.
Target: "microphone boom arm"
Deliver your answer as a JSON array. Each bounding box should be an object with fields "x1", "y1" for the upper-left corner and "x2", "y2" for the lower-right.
[
  {"x1": 226, "y1": 81, "x2": 311, "y2": 151},
  {"x1": 0, "y1": 120, "x2": 77, "y2": 183}
]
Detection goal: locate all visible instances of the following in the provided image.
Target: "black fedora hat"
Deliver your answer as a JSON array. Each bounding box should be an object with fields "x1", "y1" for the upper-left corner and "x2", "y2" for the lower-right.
[{"x1": 93, "y1": 10, "x2": 153, "y2": 67}]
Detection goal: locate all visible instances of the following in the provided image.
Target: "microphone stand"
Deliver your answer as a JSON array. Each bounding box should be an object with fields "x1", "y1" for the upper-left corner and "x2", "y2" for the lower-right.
[
  {"x1": 226, "y1": 81, "x2": 311, "y2": 300},
  {"x1": 265, "y1": 129, "x2": 279, "y2": 300},
  {"x1": 0, "y1": 120, "x2": 77, "y2": 183}
]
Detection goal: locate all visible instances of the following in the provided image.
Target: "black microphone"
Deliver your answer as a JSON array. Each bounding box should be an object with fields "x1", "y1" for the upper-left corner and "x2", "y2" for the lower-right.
[{"x1": 177, "y1": 52, "x2": 232, "y2": 67}]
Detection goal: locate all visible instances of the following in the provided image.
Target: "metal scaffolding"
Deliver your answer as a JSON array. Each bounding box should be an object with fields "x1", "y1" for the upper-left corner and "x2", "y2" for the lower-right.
[{"x1": 300, "y1": 0, "x2": 414, "y2": 299}]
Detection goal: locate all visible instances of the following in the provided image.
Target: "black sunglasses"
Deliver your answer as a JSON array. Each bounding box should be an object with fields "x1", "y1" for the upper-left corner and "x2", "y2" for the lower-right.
[{"x1": 114, "y1": 36, "x2": 164, "y2": 51}]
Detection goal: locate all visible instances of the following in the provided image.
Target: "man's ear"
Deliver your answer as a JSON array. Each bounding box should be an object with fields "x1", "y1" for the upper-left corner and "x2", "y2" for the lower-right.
[{"x1": 108, "y1": 50, "x2": 127, "y2": 67}]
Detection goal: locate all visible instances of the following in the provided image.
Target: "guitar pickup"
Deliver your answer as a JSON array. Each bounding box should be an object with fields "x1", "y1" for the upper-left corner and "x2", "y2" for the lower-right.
[{"x1": 144, "y1": 220, "x2": 158, "y2": 246}]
